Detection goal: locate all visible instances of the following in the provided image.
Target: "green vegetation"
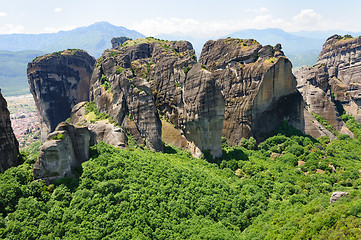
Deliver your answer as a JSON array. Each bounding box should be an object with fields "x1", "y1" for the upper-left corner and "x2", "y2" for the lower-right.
[
  {"x1": 100, "y1": 75, "x2": 111, "y2": 92},
  {"x1": 2, "y1": 119, "x2": 361, "y2": 238},
  {"x1": 96, "y1": 56, "x2": 103, "y2": 68},
  {"x1": 84, "y1": 101, "x2": 117, "y2": 125},
  {"x1": 265, "y1": 57, "x2": 278, "y2": 64},
  {"x1": 182, "y1": 66, "x2": 192, "y2": 75},
  {"x1": 115, "y1": 66, "x2": 124, "y2": 74},
  {"x1": 120, "y1": 37, "x2": 168, "y2": 48},
  {"x1": 311, "y1": 112, "x2": 339, "y2": 136},
  {"x1": 51, "y1": 133, "x2": 64, "y2": 141}
]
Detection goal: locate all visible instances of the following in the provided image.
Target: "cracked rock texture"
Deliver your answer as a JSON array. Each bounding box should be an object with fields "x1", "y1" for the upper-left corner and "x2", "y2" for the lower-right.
[
  {"x1": 0, "y1": 90, "x2": 19, "y2": 172},
  {"x1": 91, "y1": 38, "x2": 303, "y2": 157},
  {"x1": 27, "y1": 49, "x2": 95, "y2": 142},
  {"x1": 295, "y1": 35, "x2": 360, "y2": 138}
]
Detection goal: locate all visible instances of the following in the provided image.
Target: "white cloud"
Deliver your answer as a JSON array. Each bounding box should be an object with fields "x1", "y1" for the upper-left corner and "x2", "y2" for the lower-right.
[
  {"x1": 42, "y1": 25, "x2": 77, "y2": 33},
  {"x1": 54, "y1": 8, "x2": 62, "y2": 13},
  {"x1": 130, "y1": 9, "x2": 343, "y2": 38},
  {"x1": 0, "y1": 24, "x2": 25, "y2": 34},
  {"x1": 292, "y1": 9, "x2": 322, "y2": 26},
  {"x1": 131, "y1": 16, "x2": 288, "y2": 38},
  {"x1": 0, "y1": 12, "x2": 7, "y2": 17},
  {"x1": 244, "y1": 7, "x2": 269, "y2": 13}
]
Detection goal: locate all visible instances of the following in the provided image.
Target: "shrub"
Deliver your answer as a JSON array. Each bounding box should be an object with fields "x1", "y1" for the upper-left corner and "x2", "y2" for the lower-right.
[{"x1": 51, "y1": 133, "x2": 64, "y2": 140}]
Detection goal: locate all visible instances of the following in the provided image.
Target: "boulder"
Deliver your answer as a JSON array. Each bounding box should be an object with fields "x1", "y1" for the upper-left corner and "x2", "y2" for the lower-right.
[
  {"x1": 330, "y1": 191, "x2": 349, "y2": 204},
  {"x1": 0, "y1": 90, "x2": 19, "y2": 172},
  {"x1": 69, "y1": 102, "x2": 128, "y2": 149},
  {"x1": 27, "y1": 49, "x2": 95, "y2": 142},
  {"x1": 33, "y1": 122, "x2": 93, "y2": 179}
]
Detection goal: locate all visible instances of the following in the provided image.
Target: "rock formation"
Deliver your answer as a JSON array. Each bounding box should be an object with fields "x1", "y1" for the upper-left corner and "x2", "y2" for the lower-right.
[
  {"x1": 33, "y1": 122, "x2": 94, "y2": 179},
  {"x1": 69, "y1": 102, "x2": 128, "y2": 149},
  {"x1": 91, "y1": 37, "x2": 303, "y2": 157},
  {"x1": 330, "y1": 191, "x2": 349, "y2": 204},
  {"x1": 111, "y1": 37, "x2": 132, "y2": 48},
  {"x1": 90, "y1": 37, "x2": 197, "y2": 152},
  {"x1": 0, "y1": 90, "x2": 19, "y2": 172},
  {"x1": 295, "y1": 35, "x2": 361, "y2": 138},
  {"x1": 185, "y1": 40, "x2": 304, "y2": 157},
  {"x1": 27, "y1": 49, "x2": 95, "y2": 142}
]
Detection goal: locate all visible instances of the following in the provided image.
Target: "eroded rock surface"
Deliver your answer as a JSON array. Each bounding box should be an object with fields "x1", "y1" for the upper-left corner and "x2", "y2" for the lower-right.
[
  {"x1": 69, "y1": 102, "x2": 128, "y2": 149},
  {"x1": 295, "y1": 35, "x2": 361, "y2": 138},
  {"x1": 90, "y1": 38, "x2": 197, "y2": 152},
  {"x1": 33, "y1": 122, "x2": 93, "y2": 179},
  {"x1": 184, "y1": 39, "x2": 303, "y2": 156},
  {"x1": 0, "y1": 90, "x2": 19, "y2": 172},
  {"x1": 91, "y1": 37, "x2": 303, "y2": 157},
  {"x1": 27, "y1": 49, "x2": 95, "y2": 142}
]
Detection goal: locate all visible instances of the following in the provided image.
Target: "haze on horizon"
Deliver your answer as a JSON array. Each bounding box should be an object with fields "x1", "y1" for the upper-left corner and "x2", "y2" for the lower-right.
[{"x1": 0, "y1": 0, "x2": 360, "y2": 38}]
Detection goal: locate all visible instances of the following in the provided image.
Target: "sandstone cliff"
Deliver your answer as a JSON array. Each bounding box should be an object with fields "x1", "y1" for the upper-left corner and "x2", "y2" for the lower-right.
[
  {"x1": 91, "y1": 38, "x2": 303, "y2": 157},
  {"x1": 0, "y1": 90, "x2": 19, "y2": 172},
  {"x1": 27, "y1": 49, "x2": 95, "y2": 142},
  {"x1": 295, "y1": 35, "x2": 360, "y2": 138}
]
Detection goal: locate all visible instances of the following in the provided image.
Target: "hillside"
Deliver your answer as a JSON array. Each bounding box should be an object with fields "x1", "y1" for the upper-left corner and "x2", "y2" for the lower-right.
[
  {"x1": 0, "y1": 22, "x2": 145, "y2": 96},
  {"x1": 0, "y1": 22, "x2": 145, "y2": 57},
  {"x1": 0, "y1": 50, "x2": 44, "y2": 96},
  {"x1": 1, "y1": 120, "x2": 361, "y2": 238}
]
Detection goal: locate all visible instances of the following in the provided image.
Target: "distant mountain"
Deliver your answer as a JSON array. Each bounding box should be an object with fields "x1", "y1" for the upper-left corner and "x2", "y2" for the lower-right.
[
  {"x1": 0, "y1": 50, "x2": 45, "y2": 96},
  {"x1": 0, "y1": 22, "x2": 145, "y2": 96},
  {"x1": 0, "y1": 22, "x2": 145, "y2": 57},
  {"x1": 292, "y1": 30, "x2": 360, "y2": 39},
  {"x1": 226, "y1": 28, "x2": 325, "y2": 68}
]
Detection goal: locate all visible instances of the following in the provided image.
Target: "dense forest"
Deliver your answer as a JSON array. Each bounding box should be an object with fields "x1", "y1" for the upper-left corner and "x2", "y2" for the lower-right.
[{"x1": 1, "y1": 115, "x2": 361, "y2": 239}]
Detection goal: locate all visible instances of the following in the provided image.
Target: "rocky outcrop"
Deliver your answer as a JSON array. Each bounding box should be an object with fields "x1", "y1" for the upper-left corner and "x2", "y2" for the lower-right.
[
  {"x1": 0, "y1": 90, "x2": 19, "y2": 172},
  {"x1": 69, "y1": 102, "x2": 128, "y2": 148},
  {"x1": 111, "y1": 37, "x2": 132, "y2": 48},
  {"x1": 330, "y1": 191, "x2": 349, "y2": 204},
  {"x1": 90, "y1": 37, "x2": 197, "y2": 152},
  {"x1": 185, "y1": 40, "x2": 304, "y2": 157},
  {"x1": 91, "y1": 38, "x2": 303, "y2": 157},
  {"x1": 33, "y1": 122, "x2": 94, "y2": 179},
  {"x1": 295, "y1": 35, "x2": 361, "y2": 138},
  {"x1": 27, "y1": 49, "x2": 95, "y2": 142}
]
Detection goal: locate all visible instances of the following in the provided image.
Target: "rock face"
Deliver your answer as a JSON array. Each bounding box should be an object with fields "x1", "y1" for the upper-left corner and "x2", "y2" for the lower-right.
[
  {"x1": 27, "y1": 49, "x2": 95, "y2": 142},
  {"x1": 91, "y1": 38, "x2": 303, "y2": 157},
  {"x1": 111, "y1": 37, "x2": 132, "y2": 48},
  {"x1": 0, "y1": 90, "x2": 19, "y2": 172},
  {"x1": 33, "y1": 122, "x2": 94, "y2": 179},
  {"x1": 330, "y1": 191, "x2": 349, "y2": 204},
  {"x1": 295, "y1": 35, "x2": 361, "y2": 138},
  {"x1": 185, "y1": 40, "x2": 304, "y2": 157},
  {"x1": 90, "y1": 37, "x2": 197, "y2": 152},
  {"x1": 69, "y1": 102, "x2": 128, "y2": 149}
]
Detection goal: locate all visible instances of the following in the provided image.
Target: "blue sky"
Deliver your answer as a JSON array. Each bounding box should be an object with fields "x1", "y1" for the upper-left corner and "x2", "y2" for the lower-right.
[{"x1": 0, "y1": 0, "x2": 360, "y2": 37}]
